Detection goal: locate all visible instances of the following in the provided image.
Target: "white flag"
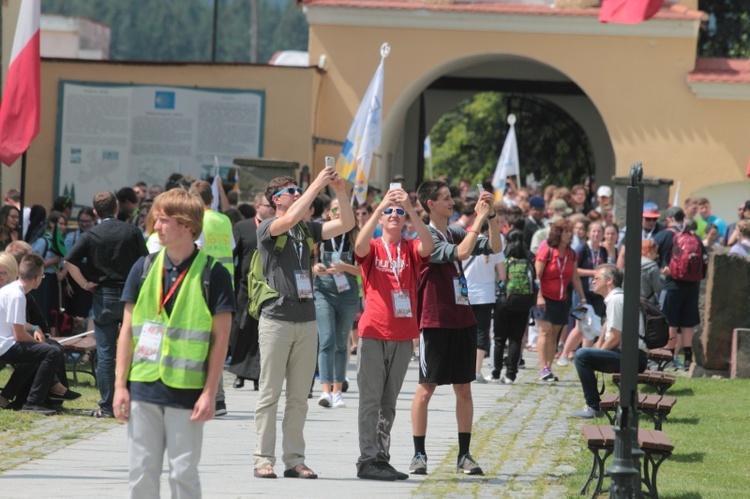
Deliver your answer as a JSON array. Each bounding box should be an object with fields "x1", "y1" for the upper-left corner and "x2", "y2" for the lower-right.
[
  {"x1": 211, "y1": 156, "x2": 221, "y2": 211},
  {"x1": 672, "y1": 180, "x2": 680, "y2": 208},
  {"x1": 492, "y1": 122, "x2": 519, "y2": 197},
  {"x1": 424, "y1": 136, "x2": 432, "y2": 159},
  {"x1": 336, "y1": 46, "x2": 387, "y2": 204}
]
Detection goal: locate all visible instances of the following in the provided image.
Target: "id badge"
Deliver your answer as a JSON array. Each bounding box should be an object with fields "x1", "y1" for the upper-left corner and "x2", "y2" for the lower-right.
[
  {"x1": 333, "y1": 272, "x2": 350, "y2": 293},
  {"x1": 392, "y1": 290, "x2": 413, "y2": 318},
  {"x1": 294, "y1": 270, "x2": 313, "y2": 299},
  {"x1": 134, "y1": 319, "x2": 166, "y2": 363},
  {"x1": 453, "y1": 278, "x2": 470, "y2": 306},
  {"x1": 331, "y1": 252, "x2": 341, "y2": 265}
]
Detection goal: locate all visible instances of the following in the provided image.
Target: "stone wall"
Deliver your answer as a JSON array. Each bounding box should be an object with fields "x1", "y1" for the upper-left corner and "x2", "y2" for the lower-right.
[{"x1": 701, "y1": 253, "x2": 750, "y2": 370}]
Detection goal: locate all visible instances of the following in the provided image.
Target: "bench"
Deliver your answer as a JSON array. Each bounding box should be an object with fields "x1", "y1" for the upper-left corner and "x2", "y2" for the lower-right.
[
  {"x1": 581, "y1": 424, "x2": 674, "y2": 498},
  {"x1": 599, "y1": 393, "x2": 677, "y2": 431},
  {"x1": 51, "y1": 333, "x2": 97, "y2": 385},
  {"x1": 612, "y1": 370, "x2": 676, "y2": 396},
  {"x1": 648, "y1": 349, "x2": 674, "y2": 371}
]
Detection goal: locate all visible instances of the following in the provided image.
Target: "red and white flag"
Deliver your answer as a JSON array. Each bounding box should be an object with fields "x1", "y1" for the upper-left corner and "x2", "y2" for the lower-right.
[
  {"x1": 0, "y1": 0, "x2": 41, "y2": 166},
  {"x1": 599, "y1": 0, "x2": 663, "y2": 24}
]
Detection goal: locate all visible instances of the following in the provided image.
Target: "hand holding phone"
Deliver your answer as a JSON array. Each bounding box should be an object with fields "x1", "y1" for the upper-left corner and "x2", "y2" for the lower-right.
[{"x1": 390, "y1": 182, "x2": 402, "y2": 191}]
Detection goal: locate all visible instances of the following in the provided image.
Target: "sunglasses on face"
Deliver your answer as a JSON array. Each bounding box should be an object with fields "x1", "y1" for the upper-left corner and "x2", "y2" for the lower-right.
[
  {"x1": 383, "y1": 208, "x2": 405, "y2": 215},
  {"x1": 274, "y1": 186, "x2": 302, "y2": 197}
]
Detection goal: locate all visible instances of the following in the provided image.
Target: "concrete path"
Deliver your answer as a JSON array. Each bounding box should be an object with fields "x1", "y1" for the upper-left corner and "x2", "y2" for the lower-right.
[{"x1": 0, "y1": 355, "x2": 582, "y2": 498}]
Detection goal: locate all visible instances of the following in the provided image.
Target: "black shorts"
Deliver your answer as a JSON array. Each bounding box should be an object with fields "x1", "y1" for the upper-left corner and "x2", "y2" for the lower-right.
[
  {"x1": 539, "y1": 297, "x2": 569, "y2": 326},
  {"x1": 419, "y1": 326, "x2": 476, "y2": 385},
  {"x1": 661, "y1": 284, "x2": 700, "y2": 328}
]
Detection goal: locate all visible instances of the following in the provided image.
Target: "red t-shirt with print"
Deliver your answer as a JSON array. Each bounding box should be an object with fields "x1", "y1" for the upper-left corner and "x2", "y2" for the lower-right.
[{"x1": 355, "y1": 238, "x2": 428, "y2": 341}]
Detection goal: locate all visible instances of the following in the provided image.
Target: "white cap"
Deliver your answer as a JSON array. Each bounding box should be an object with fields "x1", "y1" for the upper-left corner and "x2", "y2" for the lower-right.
[{"x1": 597, "y1": 185, "x2": 613, "y2": 198}]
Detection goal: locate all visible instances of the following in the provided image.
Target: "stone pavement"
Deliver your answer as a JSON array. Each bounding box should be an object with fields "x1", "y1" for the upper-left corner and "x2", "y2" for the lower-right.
[{"x1": 0, "y1": 355, "x2": 583, "y2": 498}]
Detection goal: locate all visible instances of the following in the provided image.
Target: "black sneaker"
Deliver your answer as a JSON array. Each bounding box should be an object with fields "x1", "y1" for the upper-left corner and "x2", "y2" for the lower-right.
[
  {"x1": 21, "y1": 403, "x2": 57, "y2": 415},
  {"x1": 214, "y1": 401, "x2": 227, "y2": 417},
  {"x1": 381, "y1": 462, "x2": 408, "y2": 480},
  {"x1": 357, "y1": 461, "x2": 397, "y2": 481},
  {"x1": 342, "y1": 378, "x2": 349, "y2": 393},
  {"x1": 48, "y1": 389, "x2": 82, "y2": 401}
]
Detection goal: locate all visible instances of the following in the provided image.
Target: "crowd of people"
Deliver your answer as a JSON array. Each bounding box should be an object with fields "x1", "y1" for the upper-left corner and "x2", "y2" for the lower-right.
[{"x1": 0, "y1": 169, "x2": 747, "y2": 496}]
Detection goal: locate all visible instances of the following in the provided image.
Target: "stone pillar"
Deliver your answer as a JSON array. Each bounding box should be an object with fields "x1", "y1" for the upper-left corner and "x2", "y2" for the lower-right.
[
  {"x1": 731, "y1": 329, "x2": 750, "y2": 378},
  {"x1": 702, "y1": 254, "x2": 750, "y2": 371}
]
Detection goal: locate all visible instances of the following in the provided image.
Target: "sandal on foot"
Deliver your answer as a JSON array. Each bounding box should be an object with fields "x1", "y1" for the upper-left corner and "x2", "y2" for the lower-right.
[
  {"x1": 283, "y1": 464, "x2": 318, "y2": 479},
  {"x1": 254, "y1": 464, "x2": 277, "y2": 479},
  {"x1": 90, "y1": 408, "x2": 114, "y2": 418}
]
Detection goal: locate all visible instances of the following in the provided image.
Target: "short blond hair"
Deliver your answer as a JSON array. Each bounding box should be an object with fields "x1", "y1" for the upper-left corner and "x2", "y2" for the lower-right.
[
  {"x1": 0, "y1": 252, "x2": 18, "y2": 282},
  {"x1": 151, "y1": 188, "x2": 204, "y2": 239}
]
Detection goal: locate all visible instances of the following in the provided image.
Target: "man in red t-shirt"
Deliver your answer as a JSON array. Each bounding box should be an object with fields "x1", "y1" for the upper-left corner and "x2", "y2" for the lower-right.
[
  {"x1": 410, "y1": 180, "x2": 503, "y2": 476},
  {"x1": 353, "y1": 187, "x2": 433, "y2": 481}
]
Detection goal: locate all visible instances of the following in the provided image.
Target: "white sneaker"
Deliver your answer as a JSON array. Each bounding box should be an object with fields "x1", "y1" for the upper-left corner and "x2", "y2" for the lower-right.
[
  {"x1": 474, "y1": 373, "x2": 487, "y2": 384},
  {"x1": 556, "y1": 356, "x2": 570, "y2": 367},
  {"x1": 318, "y1": 392, "x2": 332, "y2": 408},
  {"x1": 332, "y1": 391, "x2": 346, "y2": 408}
]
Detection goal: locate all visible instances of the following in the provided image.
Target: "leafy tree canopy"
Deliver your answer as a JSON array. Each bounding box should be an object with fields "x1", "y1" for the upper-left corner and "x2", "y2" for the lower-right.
[
  {"x1": 698, "y1": 0, "x2": 750, "y2": 58},
  {"x1": 41, "y1": 0, "x2": 308, "y2": 63},
  {"x1": 430, "y1": 92, "x2": 594, "y2": 189}
]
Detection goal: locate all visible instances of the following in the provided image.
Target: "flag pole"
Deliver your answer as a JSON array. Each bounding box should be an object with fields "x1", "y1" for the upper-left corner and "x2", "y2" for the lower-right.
[
  {"x1": 20, "y1": 150, "x2": 27, "y2": 235},
  {"x1": 508, "y1": 114, "x2": 521, "y2": 188}
]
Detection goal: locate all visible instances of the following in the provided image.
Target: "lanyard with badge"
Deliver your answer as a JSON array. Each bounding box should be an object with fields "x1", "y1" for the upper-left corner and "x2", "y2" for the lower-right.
[
  {"x1": 291, "y1": 225, "x2": 313, "y2": 300},
  {"x1": 330, "y1": 235, "x2": 351, "y2": 293},
  {"x1": 134, "y1": 266, "x2": 188, "y2": 363},
  {"x1": 555, "y1": 249, "x2": 569, "y2": 300},
  {"x1": 431, "y1": 224, "x2": 470, "y2": 306},
  {"x1": 383, "y1": 239, "x2": 412, "y2": 317},
  {"x1": 588, "y1": 243, "x2": 601, "y2": 292}
]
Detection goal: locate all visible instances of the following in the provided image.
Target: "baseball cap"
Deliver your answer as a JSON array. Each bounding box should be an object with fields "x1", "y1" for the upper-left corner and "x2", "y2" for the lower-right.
[
  {"x1": 597, "y1": 185, "x2": 613, "y2": 198},
  {"x1": 664, "y1": 206, "x2": 684, "y2": 221},
  {"x1": 529, "y1": 196, "x2": 545, "y2": 209},
  {"x1": 643, "y1": 202, "x2": 660, "y2": 219},
  {"x1": 549, "y1": 199, "x2": 572, "y2": 214},
  {"x1": 392, "y1": 174, "x2": 405, "y2": 182}
]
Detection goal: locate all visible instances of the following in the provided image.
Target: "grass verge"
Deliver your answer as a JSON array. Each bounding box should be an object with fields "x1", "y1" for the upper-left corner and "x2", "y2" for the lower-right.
[{"x1": 562, "y1": 377, "x2": 750, "y2": 498}]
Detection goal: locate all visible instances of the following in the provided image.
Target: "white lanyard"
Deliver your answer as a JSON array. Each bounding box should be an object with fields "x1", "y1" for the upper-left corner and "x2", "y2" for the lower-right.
[
  {"x1": 430, "y1": 223, "x2": 463, "y2": 277},
  {"x1": 290, "y1": 225, "x2": 306, "y2": 269},
  {"x1": 555, "y1": 248, "x2": 569, "y2": 299},
  {"x1": 382, "y1": 239, "x2": 403, "y2": 291},
  {"x1": 331, "y1": 234, "x2": 346, "y2": 255}
]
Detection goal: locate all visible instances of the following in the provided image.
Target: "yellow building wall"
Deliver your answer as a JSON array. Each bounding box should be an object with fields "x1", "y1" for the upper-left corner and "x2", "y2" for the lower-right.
[
  {"x1": 25, "y1": 60, "x2": 317, "y2": 206},
  {"x1": 308, "y1": 23, "x2": 750, "y2": 210}
]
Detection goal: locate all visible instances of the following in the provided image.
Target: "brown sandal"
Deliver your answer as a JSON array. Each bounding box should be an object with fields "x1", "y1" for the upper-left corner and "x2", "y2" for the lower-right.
[{"x1": 253, "y1": 463, "x2": 277, "y2": 479}]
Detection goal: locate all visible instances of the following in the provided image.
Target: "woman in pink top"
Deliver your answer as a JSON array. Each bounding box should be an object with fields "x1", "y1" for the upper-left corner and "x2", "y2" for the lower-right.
[{"x1": 534, "y1": 219, "x2": 586, "y2": 382}]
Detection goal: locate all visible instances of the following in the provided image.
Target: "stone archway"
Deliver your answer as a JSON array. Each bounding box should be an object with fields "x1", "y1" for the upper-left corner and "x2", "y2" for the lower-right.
[{"x1": 380, "y1": 53, "x2": 615, "y2": 190}]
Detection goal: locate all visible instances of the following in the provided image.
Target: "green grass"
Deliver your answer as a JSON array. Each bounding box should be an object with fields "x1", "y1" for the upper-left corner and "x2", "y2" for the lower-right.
[
  {"x1": 562, "y1": 377, "x2": 750, "y2": 498},
  {"x1": 0, "y1": 365, "x2": 118, "y2": 467}
]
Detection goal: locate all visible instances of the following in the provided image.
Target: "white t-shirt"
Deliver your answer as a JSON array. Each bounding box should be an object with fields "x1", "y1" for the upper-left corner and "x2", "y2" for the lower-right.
[
  {"x1": 0, "y1": 281, "x2": 27, "y2": 356},
  {"x1": 603, "y1": 287, "x2": 648, "y2": 353},
  {"x1": 464, "y1": 236, "x2": 505, "y2": 305}
]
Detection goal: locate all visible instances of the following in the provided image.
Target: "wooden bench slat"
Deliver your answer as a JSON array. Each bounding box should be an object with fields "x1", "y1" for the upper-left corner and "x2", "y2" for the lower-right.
[
  {"x1": 641, "y1": 394, "x2": 660, "y2": 409},
  {"x1": 582, "y1": 425, "x2": 605, "y2": 445},
  {"x1": 657, "y1": 397, "x2": 677, "y2": 411}
]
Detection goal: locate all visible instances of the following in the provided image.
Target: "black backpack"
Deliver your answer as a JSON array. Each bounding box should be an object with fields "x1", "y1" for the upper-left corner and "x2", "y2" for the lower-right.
[{"x1": 639, "y1": 297, "x2": 669, "y2": 349}]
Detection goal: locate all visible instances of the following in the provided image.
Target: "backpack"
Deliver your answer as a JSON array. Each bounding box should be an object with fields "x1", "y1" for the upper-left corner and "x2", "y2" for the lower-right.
[
  {"x1": 668, "y1": 228, "x2": 704, "y2": 282},
  {"x1": 639, "y1": 297, "x2": 669, "y2": 349},
  {"x1": 248, "y1": 222, "x2": 315, "y2": 320},
  {"x1": 503, "y1": 257, "x2": 537, "y2": 312}
]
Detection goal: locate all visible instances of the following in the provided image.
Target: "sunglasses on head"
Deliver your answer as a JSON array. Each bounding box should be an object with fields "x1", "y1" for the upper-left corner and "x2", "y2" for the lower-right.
[
  {"x1": 383, "y1": 208, "x2": 405, "y2": 215},
  {"x1": 274, "y1": 186, "x2": 302, "y2": 197}
]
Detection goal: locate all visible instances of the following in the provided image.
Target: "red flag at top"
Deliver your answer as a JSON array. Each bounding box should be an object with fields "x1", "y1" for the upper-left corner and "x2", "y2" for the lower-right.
[
  {"x1": 0, "y1": 0, "x2": 41, "y2": 166},
  {"x1": 599, "y1": 0, "x2": 664, "y2": 24}
]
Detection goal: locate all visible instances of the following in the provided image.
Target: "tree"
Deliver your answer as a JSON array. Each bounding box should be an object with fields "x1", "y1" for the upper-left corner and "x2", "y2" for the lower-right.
[
  {"x1": 430, "y1": 92, "x2": 594, "y2": 189},
  {"x1": 698, "y1": 1, "x2": 750, "y2": 58}
]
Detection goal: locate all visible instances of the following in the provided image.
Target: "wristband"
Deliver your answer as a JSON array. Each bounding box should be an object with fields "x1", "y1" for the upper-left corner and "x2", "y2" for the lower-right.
[
  {"x1": 466, "y1": 227, "x2": 478, "y2": 234},
  {"x1": 488, "y1": 213, "x2": 496, "y2": 220},
  {"x1": 31, "y1": 325, "x2": 39, "y2": 332}
]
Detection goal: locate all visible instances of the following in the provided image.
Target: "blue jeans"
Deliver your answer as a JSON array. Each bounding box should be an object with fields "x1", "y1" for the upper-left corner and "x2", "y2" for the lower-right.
[
  {"x1": 314, "y1": 287, "x2": 359, "y2": 384},
  {"x1": 574, "y1": 348, "x2": 647, "y2": 410},
  {"x1": 93, "y1": 286, "x2": 125, "y2": 414}
]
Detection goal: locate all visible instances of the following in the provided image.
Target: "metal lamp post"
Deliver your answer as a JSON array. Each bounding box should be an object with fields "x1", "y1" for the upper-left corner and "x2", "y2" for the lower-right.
[{"x1": 608, "y1": 163, "x2": 645, "y2": 498}]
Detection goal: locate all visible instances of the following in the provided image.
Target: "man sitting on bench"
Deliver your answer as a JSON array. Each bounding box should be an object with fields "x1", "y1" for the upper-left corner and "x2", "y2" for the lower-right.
[{"x1": 571, "y1": 264, "x2": 648, "y2": 418}]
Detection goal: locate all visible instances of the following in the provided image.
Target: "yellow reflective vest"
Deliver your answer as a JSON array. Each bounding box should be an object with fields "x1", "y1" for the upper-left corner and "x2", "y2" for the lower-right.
[
  {"x1": 129, "y1": 249, "x2": 213, "y2": 389},
  {"x1": 202, "y1": 209, "x2": 234, "y2": 281}
]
